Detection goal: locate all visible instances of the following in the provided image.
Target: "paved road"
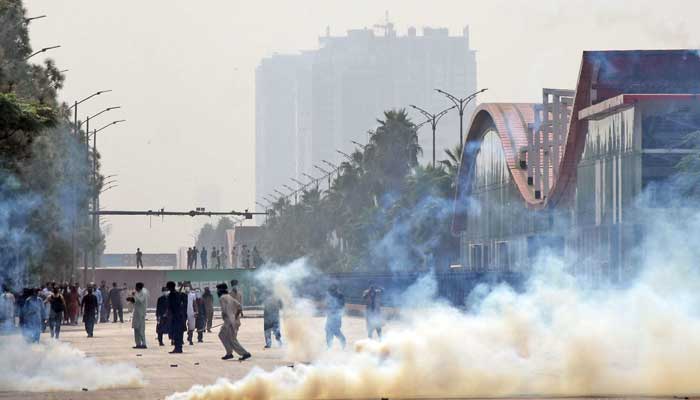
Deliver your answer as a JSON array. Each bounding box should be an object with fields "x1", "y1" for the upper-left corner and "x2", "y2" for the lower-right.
[{"x1": 0, "y1": 313, "x2": 369, "y2": 400}]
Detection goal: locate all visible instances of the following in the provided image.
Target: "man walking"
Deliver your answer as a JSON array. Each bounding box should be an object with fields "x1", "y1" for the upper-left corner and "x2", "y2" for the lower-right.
[
  {"x1": 362, "y1": 283, "x2": 384, "y2": 339},
  {"x1": 218, "y1": 246, "x2": 224, "y2": 269},
  {"x1": 109, "y1": 282, "x2": 125, "y2": 323},
  {"x1": 20, "y1": 288, "x2": 46, "y2": 343},
  {"x1": 185, "y1": 284, "x2": 197, "y2": 345},
  {"x1": 166, "y1": 281, "x2": 187, "y2": 353},
  {"x1": 0, "y1": 284, "x2": 15, "y2": 332},
  {"x1": 263, "y1": 292, "x2": 282, "y2": 348},
  {"x1": 156, "y1": 286, "x2": 170, "y2": 346},
  {"x1": 136, "y1": 248, "x2": 144, "y2": 269},
  {"x1": 325, "y1": 285, "x2": 346, "y2": 349},
  {"x1": 217, "y1": 283, "x2": 251, "y2": 361},
  {"x1": 192, "y1": 246, "x2": 199, "y2": 269},
  {"x1": 98, "y1": 281, "x2": 110, "y2": 323},
  {"x1": 202, "y1": 287, "x2": 214, "y2": 332},
  {"x1": 81, "y1": 286, "x2": 98, "y2": 338},
  {"x1": 129, "y1": 282, "x2": 148, "y2": 349},
  {"x1": 47, "y1": 287, "x2": 65, "y2": 339}
]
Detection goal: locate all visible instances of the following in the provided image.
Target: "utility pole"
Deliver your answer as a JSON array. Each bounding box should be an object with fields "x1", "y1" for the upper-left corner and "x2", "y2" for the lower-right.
[
  {"x1": 435, "y1": 88, "x2": 487, "y2": 145},
  {"x1": 409, "y1": 104, "x2": 455, "y2": 167}
]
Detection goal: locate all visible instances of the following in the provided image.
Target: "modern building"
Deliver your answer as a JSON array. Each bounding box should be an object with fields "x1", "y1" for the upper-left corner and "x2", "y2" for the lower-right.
[
  {"x1": 452, "y1": 50, "x2": 700, "y2": 283},
  {"x1": 255, "y1": 23, "x2": 477, "y2": 213}
]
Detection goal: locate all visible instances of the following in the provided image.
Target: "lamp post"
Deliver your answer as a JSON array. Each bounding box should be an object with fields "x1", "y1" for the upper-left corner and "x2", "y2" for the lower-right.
[
  {"x1": 23, "y1": 15, "x2": 47, "y2": 24},
  {"x1": 336, "y1": 149, "x2": 352, "y2": 160},
  {"x1": 314, "y1": 165, "x2": 331, "y2": 188},
  {"x1": 90, "y1": 119, "x2": 125, "y2": 282},
  {"x1": 282, "y1": 184, "x2": 297, "y2": 204},
  {"x1": 23, "y1": 45, "x2": 60, "y2": 61},
  {"x1": 410, "y1": 104, "x2": 455, "y2": 167},
  {"x1": 67, "y1": 90, "x2": 111, "y2": 283},
  {"x1": 435, "y1": 88, "x2": 487, "y2": 145},
  {"x1": 322, "y1": 160, "x2": 339, "y2": 179},
  {"x1": 291, "y1": 178, "x2": 306, "y2": 189},
  {"x1": 350, "y1": 140, "x2": 366, "y2": 149},
  {"x1": 302, "y1": 173, "x2": 318, "y2": 190}
]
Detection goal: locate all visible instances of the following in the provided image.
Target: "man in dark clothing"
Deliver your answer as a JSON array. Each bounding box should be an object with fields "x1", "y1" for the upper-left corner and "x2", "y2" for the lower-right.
[
  {"x1": 156, "y1": 286, "x2": 170, "y2": 346},
  {"x1": 98, "y1": 281, "x2": 110, "y2": 323},
  {"x1": 192, "y1": 247, "x2": 199, "y2": 269},
  {"x1": 202, "y1": 287, "x2": 214, "y2": 332},
  {"x1": 166, "y1": 281, "x2": 187, "y2": 353},
  {"x1": 108, "y1": 282, "x2": 126, "y2": 323},
  {"x1": 81, "y1": 287, "x2": 98, "y2": 337},
  {"x1": 325, "y1": 284, "x2": 346, "y2": 349},
  {"x1": 186, "y1": 247, "x2": 192, "y2": 269},
  {"x1": 200, "y1": 247, "x2": 208, "y2": 269},
  {"x1": 136, "y1": 248, "x2": 144, "y2": 269}
]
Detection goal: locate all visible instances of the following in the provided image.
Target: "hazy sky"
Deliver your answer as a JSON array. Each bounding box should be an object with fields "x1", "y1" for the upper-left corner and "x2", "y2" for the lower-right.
[{"x1": 23, "y1": 0, "x2": 700, "y2": 253}]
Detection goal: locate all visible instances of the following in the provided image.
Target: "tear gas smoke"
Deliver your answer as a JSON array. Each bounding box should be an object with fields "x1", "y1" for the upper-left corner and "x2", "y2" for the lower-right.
[
  {"x1": 168, "y1": 203, "x2": 700, "y2": 400},
  {"x1": 256, "y1": 259, "x2": 326, "y2": 361},
  {"x1": 0, "y1": 334, "x2": 143, "y2": 392}
]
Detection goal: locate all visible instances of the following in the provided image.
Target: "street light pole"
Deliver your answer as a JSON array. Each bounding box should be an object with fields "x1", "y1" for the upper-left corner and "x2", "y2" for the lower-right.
[
  {"x1": 23, "y1": 45, "x2": 60, "y2": 61},
  {"x1": 410, "y1": 104, "x2": 456, "y2": 167},
  {"x1": 302, "y1": 173, "x2": 318, "y2": 190},
  {"x1": 435, "y1": 88, "x2": 487, "y2": 145},
  {"x1": 90, "y1": 119, "x2": 125, "y2": 281},
  {"x1": 314, "y1": 165, "x2": 331, "y2": 187}
]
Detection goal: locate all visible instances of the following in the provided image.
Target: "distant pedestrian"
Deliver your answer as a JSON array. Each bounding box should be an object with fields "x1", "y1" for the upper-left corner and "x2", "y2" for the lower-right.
[
  {"x1": 186, "y1": 247, "x2": 193, "y2": 269},
  {"x1": 166, "y1": 281, "x2": 187, "y2": 354},
  {"x1": 362, "y1": 283, "x2": 384, "y2": 339},
  {"x1": 47, "y1": 287, "x2": 65, "y2": 339},
  {"x1": 136, "y1": 248, "x2": 144, "y2": 269},
  {"x1": 81, "y1": 287, "x2": 98, "y2": 337},
  {"x1": 195, "y1": 289, "x2": 206, "y2": 343},
  {"x1": 0, "y1": 284, "x2": 15, "y2": 332},
  {"x1": 201, "y1": 247, "x2": 208, "y2": 269},
  {"x1": 202, "y1": 287, "x2": 214, "y2": 332},
  {"x1": 217, "y1": 284, "x2": 251, "y2": 361},
  {"x1": 129, "y1": 282, "x2": 148, "y2": 349},
  {"x1": 109, "y1": 282, "x2": 126, "y2": 323},
  {"x1": 92, "y1": 282, "x2": 103, "y2": 323},
  {"x1": 66, "y1": 285, "x2": 79, "y2": 325},
  {"x1": 230, "y1": 279, "x2": 243, "y2": 304},
  {"x1": 325, "y1": 285, "x2": 346, "y2": 349},
  {"x1": 263, "y1": 292, "x2": 282, "y2": 348},
  {"x1": 156, "y1": 286, "x2": 170, "y2": 346},
  {"x1": 98, "y1": 281, "x2": 110, "y2": 323},
  {"x1": 211, "y1": 247, "x2": 218, "y2": 269},
  {"x1": 219, "y1": 246, "x2": 225, "y2": 268},
  {"x1": 20, "y1": 288, "x2": 46, "y2": 343},
  {"x1": 192, "y1": 246, "x2": 199, "y2": 269},
  {"x1": 185, "y1": 285, "x2": 196, "y2": 345}
]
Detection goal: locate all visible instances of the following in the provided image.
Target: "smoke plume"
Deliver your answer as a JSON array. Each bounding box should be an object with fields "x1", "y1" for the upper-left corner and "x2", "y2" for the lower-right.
[
  {"x1": 168, "y1": 202, "x2": 700, "y2": 400},
  {"x1": 0, "y1": 334, "x2": 143, "y2": 392}
]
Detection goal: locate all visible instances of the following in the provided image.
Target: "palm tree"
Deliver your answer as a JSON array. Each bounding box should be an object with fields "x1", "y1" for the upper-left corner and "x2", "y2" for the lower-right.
[{"x1": 364, "y1": 109, "x2": 421, "y2": 194}]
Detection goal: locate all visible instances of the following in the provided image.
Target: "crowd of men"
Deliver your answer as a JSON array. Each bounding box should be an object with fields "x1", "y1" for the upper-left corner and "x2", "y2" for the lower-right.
[
  {"x1": 0, "y1": 277, "x2": 386, "y2": 361},
  {"x1": 186, "y1": 246, "x2": 230, "y2": 270}
]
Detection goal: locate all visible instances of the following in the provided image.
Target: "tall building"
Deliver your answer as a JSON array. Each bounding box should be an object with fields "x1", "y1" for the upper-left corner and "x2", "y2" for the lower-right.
[{"x1": 255, "y1": 24, "x2": 477, "y2": 210}]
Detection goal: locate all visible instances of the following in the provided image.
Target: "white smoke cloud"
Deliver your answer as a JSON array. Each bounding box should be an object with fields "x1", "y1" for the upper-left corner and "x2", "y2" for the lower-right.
[
  {"x1": 167, "y1": 205, "x2": 700, "y2": 400},
  {"x1": 0, "y1": 335, "x2": 144, "y2": 392}
]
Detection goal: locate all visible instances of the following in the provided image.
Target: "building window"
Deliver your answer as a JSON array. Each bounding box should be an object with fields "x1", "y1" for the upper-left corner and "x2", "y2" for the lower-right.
[
  {"x1": 496, "y1": 241, "x2": 509, "y2": 270},
  {"x1": 483, "y1": 244, "x2": 490, "y2": 269},
  {"x1": 470, "y1": 244, "x2": 483, "y2": 270}
]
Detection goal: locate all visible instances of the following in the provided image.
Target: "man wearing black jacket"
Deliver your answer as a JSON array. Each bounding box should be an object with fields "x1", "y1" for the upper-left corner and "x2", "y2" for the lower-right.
[
  {"x1": 166, "y1": 281, "x2": 187, "y2": 353},
  {"x1": 81, "y1": 287, "x2": 98, "y2": 338},
  {"x1": 156, "y1": 286, "x2": 170, "y2": 346}
]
